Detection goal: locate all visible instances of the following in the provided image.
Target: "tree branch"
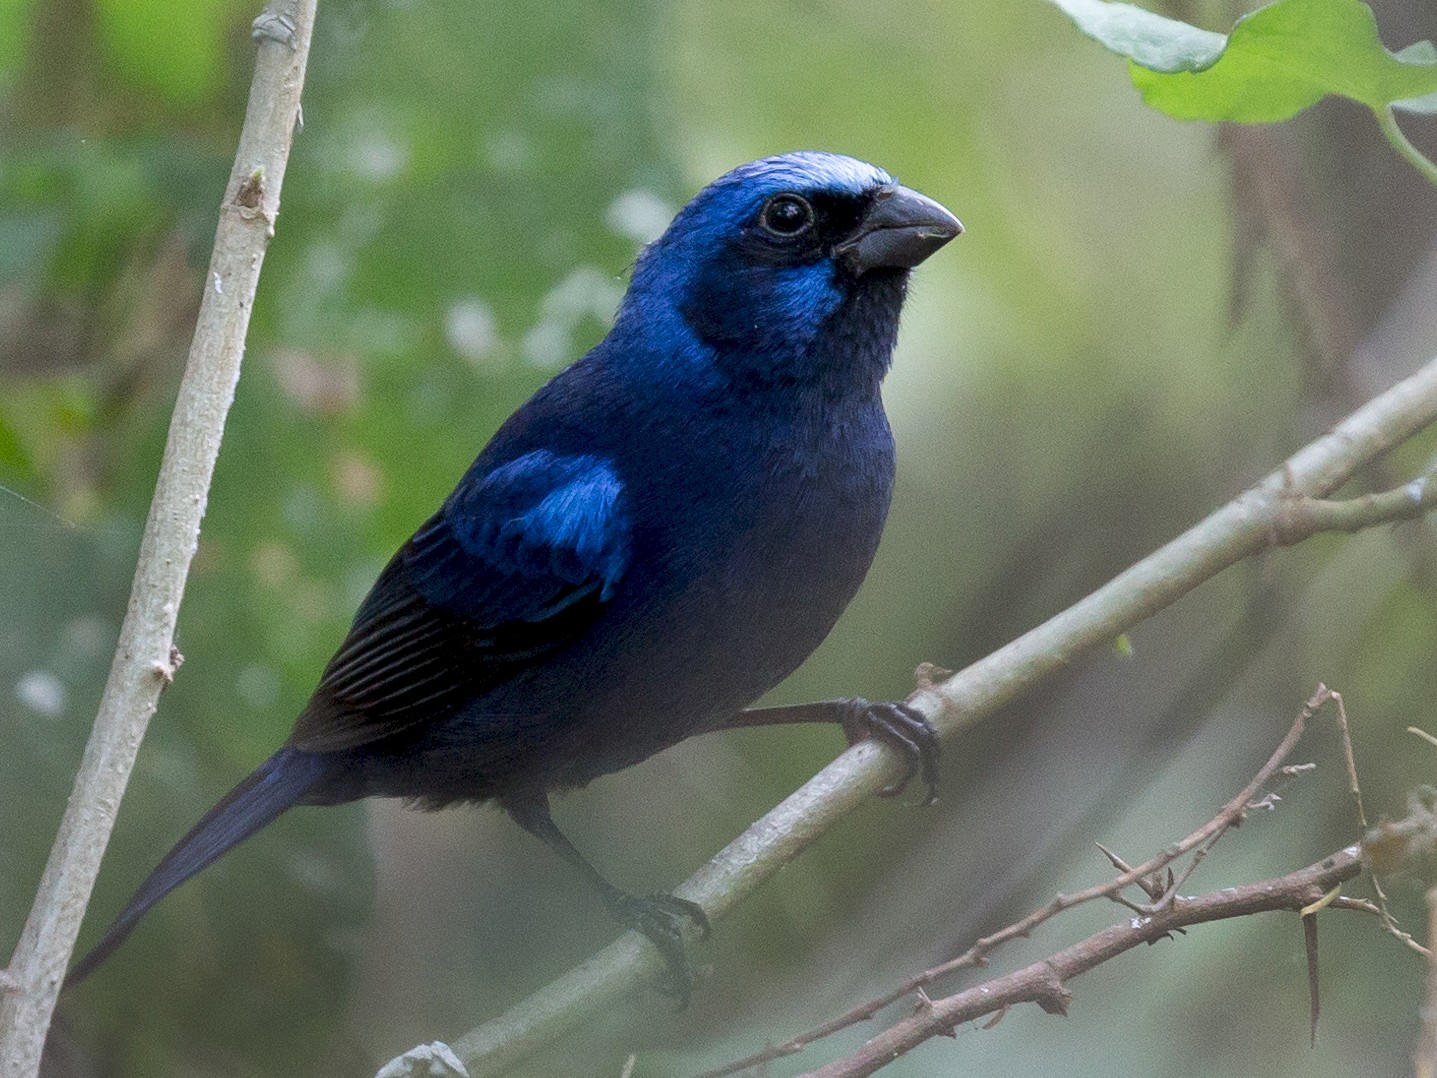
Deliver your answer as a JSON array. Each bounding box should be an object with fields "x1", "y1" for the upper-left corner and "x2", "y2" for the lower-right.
[
  {"x1": 797, "y1": 763, "x2": 1437, "y2": 1078},
  {"x1": 798, "y1": 848, "x2": 1365, "y2": 1078},
  {"x1": 405, "y1": 353, "x2": 1437, "y2": 1078},
  {"x1": 693, "y1": 685, "x2": 1342, "y2": 1078},
  {"x1": 0, "y1": 4, "x2": 316, "y2": 1075}
]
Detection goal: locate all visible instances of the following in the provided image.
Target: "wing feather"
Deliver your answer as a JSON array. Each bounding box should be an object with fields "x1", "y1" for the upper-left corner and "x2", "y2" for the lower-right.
[{"x1": 288, "y1": 451, "x2": 628, "y2": 753}]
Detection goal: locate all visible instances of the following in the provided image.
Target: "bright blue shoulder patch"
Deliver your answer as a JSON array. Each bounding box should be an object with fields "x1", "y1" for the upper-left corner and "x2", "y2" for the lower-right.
[{"x1": 450, "y1": 450, "x2": 628, "y2": 598}]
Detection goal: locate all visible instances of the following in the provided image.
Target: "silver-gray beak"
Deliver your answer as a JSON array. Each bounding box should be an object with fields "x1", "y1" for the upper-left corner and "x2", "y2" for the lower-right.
[{"x1": 834, "y1": 184, "x2": 962, "y2": 276}]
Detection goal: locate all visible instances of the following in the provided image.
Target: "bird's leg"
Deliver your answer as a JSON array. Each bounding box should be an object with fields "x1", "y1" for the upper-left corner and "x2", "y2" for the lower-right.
[
  {"x1": 724, "y1": 698, "x2": 941, "y2": 804},
  {"x1": 499, "y1": 789, "x2": 710, "y2": 1006}
]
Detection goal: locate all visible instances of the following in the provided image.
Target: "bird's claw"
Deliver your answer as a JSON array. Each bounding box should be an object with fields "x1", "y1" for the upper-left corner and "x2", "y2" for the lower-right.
[
  {"x1": 606, "y1": 891, "x2": 710, "y2": 1007},
  {"x1": 840, "y1": 698, "x2": 941, "y2": 805}
]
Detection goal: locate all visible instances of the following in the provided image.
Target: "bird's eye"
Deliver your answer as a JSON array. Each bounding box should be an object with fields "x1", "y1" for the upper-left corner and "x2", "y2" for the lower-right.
[{"x1": 758, "y1": 194, "x2": 814, "y2": 238}]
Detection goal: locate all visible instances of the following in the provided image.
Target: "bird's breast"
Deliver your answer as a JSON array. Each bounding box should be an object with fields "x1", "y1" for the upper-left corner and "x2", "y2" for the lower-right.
[{"x1": 615, "y1": 397, "x2": 896, "y2": 710}]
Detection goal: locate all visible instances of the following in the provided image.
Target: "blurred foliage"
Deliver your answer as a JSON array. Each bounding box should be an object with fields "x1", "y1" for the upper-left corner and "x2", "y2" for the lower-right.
[{"x1": 1, "y1": 0, "x2": 1436, "y2": 1076}]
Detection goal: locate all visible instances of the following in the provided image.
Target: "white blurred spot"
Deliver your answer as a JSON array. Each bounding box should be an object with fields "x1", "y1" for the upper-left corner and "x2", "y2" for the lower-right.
[
  {"x1": 484, "y1": 129, "x2": 535, "y2": 175},
  {"x1": 282, "y1": 485, "x2": 323, "y2": 534},
  {"x1": 16, "y1": 670, "x2": 66, "y2": 717},
  {"x1": 272, "y1": 348, "x2": 361, "y2": 415},
  {"x1": 236, "y1": 664, "x2": 281, "y2": 710},
  {"x1": 445, "y1": 298, "x2": 502, "y2": 368},
  {"x1": 347, "y1": 309, "x2": 417, "y2": 356},
  {"x1": 304, "y1": 242, "x2": 351, "y2": 294},
  {"x1": 351, "y1": 132, "x2": 408, "y2": 181},
  {"x1": 521, "y1": 266, "x2": 624, "y2": 369},
  {"x1": 606, "y1": 188, "x2": 674, "y2": 246},
  {"x1": 66, "y1": 616, "x2": 114, "y2": 657},
  {"x1": 520, "y1": 320, "x2": 572, "y2": 370},
  {"x1": 331, "y1": 451, "x2": 384, "y2": 507},
  {"x1": 287, "y1": 847, "x2": 343, "y2": 893}
]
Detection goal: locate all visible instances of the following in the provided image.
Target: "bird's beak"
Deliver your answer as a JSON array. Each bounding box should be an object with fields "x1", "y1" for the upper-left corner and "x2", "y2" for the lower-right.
[{"x1": 834, "y1": 184, "x2": 963, "y2": 276}]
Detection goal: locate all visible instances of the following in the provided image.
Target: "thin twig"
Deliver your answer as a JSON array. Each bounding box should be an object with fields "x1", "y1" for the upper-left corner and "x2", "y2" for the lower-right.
[
  {"x1": 427, "y1": 354, "x2": 1437, "y2": 1078},
  {"x1": 799, "y1": 849, "x2": 1366, "y2": 1078},
  {"x1": 1273, "y1": 469, "x2": 1437, "y2": 545},
  {"x1": 1331, "y1": 690, "x2": 1433, "y2": 959},
  {"x1": 0, "y1": 4, "x2": 317, "y2": 1075},
  {"x1": 693, "y1": 686, "x2": 1337, "y2": 1078}
]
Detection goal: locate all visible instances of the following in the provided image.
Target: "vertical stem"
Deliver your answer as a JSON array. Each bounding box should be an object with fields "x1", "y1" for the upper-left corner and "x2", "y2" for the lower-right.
[
  {"x1": 1374, "y1": 107, "x2": 1437, "y2": 190},
  {"x1": 1417, "y1": 886, "x2": 1437, "y2": 1078},
  {"x1": 0, "y1": 3, "x2": 317, "y2": 1075}
]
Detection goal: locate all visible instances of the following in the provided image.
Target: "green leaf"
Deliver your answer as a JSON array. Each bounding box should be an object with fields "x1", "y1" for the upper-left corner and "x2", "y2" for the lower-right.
[
  {"x1": 1049, "y1": 0, "x2": 1227, "y2": 73},
  {"x1": 1396, "y1": 91, "x2": 1437, "y2": 115},
  {"x1": 1051, "y1": 0, "x2": 1437, "y2": 122}
]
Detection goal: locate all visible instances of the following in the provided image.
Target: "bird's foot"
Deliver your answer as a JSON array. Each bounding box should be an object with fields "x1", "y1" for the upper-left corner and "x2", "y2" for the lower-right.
[
  {"x1": 606, "y1": 890, "x2": 710, "y2": 1007},
  {"x1": 838, "y1": 698, "x2": 941, "y2": 805}
]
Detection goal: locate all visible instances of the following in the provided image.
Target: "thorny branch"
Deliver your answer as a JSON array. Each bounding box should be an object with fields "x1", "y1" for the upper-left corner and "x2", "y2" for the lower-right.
[
  {"x1": 773, "y1": 689, "x2": 1437, "y2": 1078},
  {"x1": 696, "y1": 686, "x2": 1359, "y2": 1078},
  {"x1": 796, "y1": 849, "x2": 1365, "y2": 1078}
]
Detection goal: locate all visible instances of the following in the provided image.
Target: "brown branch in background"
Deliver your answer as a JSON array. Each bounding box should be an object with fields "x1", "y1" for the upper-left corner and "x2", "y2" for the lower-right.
[
  {"x1": 1303, "y1": 911, "x2": 1321, "y2": 1047},
  {"x1": 0, "y1": 4, "x2": 317, "y2": 1077},
  {"x1": 797, "y1": 850, "x2": 1365, "y2": 1078},
  {"x1": 1220, "y1": 124, "x2": 1357, "y2": 409},
  {"x1": 1417, "y1": 886, "x2": 1437, "y2": 1078},
  {"x1": 694, "y1": 686, "x2": 1344, "y2": 1078}
]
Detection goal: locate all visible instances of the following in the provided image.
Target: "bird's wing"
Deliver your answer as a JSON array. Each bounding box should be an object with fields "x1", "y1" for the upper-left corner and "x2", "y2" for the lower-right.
[{"x1": 288, "y1": 450, "x2": 629, "y2": 753}]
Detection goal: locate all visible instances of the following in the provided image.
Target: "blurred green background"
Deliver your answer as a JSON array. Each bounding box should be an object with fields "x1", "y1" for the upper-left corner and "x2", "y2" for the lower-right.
[{"x1": 3, "y1": 0, "x2": 1437, "y2": 1075}]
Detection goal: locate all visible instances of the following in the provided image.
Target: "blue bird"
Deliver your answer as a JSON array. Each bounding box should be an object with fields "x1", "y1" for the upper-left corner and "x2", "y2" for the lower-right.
[{"x1": 68, "y1": 151, "x2": 961, "y2": 999}]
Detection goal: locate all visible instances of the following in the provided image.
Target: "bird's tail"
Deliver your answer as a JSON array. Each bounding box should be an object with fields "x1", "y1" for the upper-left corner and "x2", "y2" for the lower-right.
[{"x1": 66, "y1": 746, "x2": 329, "y2": 987}]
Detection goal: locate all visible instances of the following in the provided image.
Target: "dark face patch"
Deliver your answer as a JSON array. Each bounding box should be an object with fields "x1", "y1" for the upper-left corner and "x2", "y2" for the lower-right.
[{"x1": 736, "y1": 188, "x2": 880, "y2": 270}]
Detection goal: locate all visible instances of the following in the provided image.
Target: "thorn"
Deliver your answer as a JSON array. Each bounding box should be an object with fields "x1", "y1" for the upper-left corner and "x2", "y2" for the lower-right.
[{"x1": 1094, "y1": 841, "x2": 1134, "y2": 873}]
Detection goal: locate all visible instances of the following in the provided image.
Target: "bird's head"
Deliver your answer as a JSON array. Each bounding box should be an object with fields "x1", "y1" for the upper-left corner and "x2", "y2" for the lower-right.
[{"x1": 616, "y1": 151, "x2": 961, "y2": 392}]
